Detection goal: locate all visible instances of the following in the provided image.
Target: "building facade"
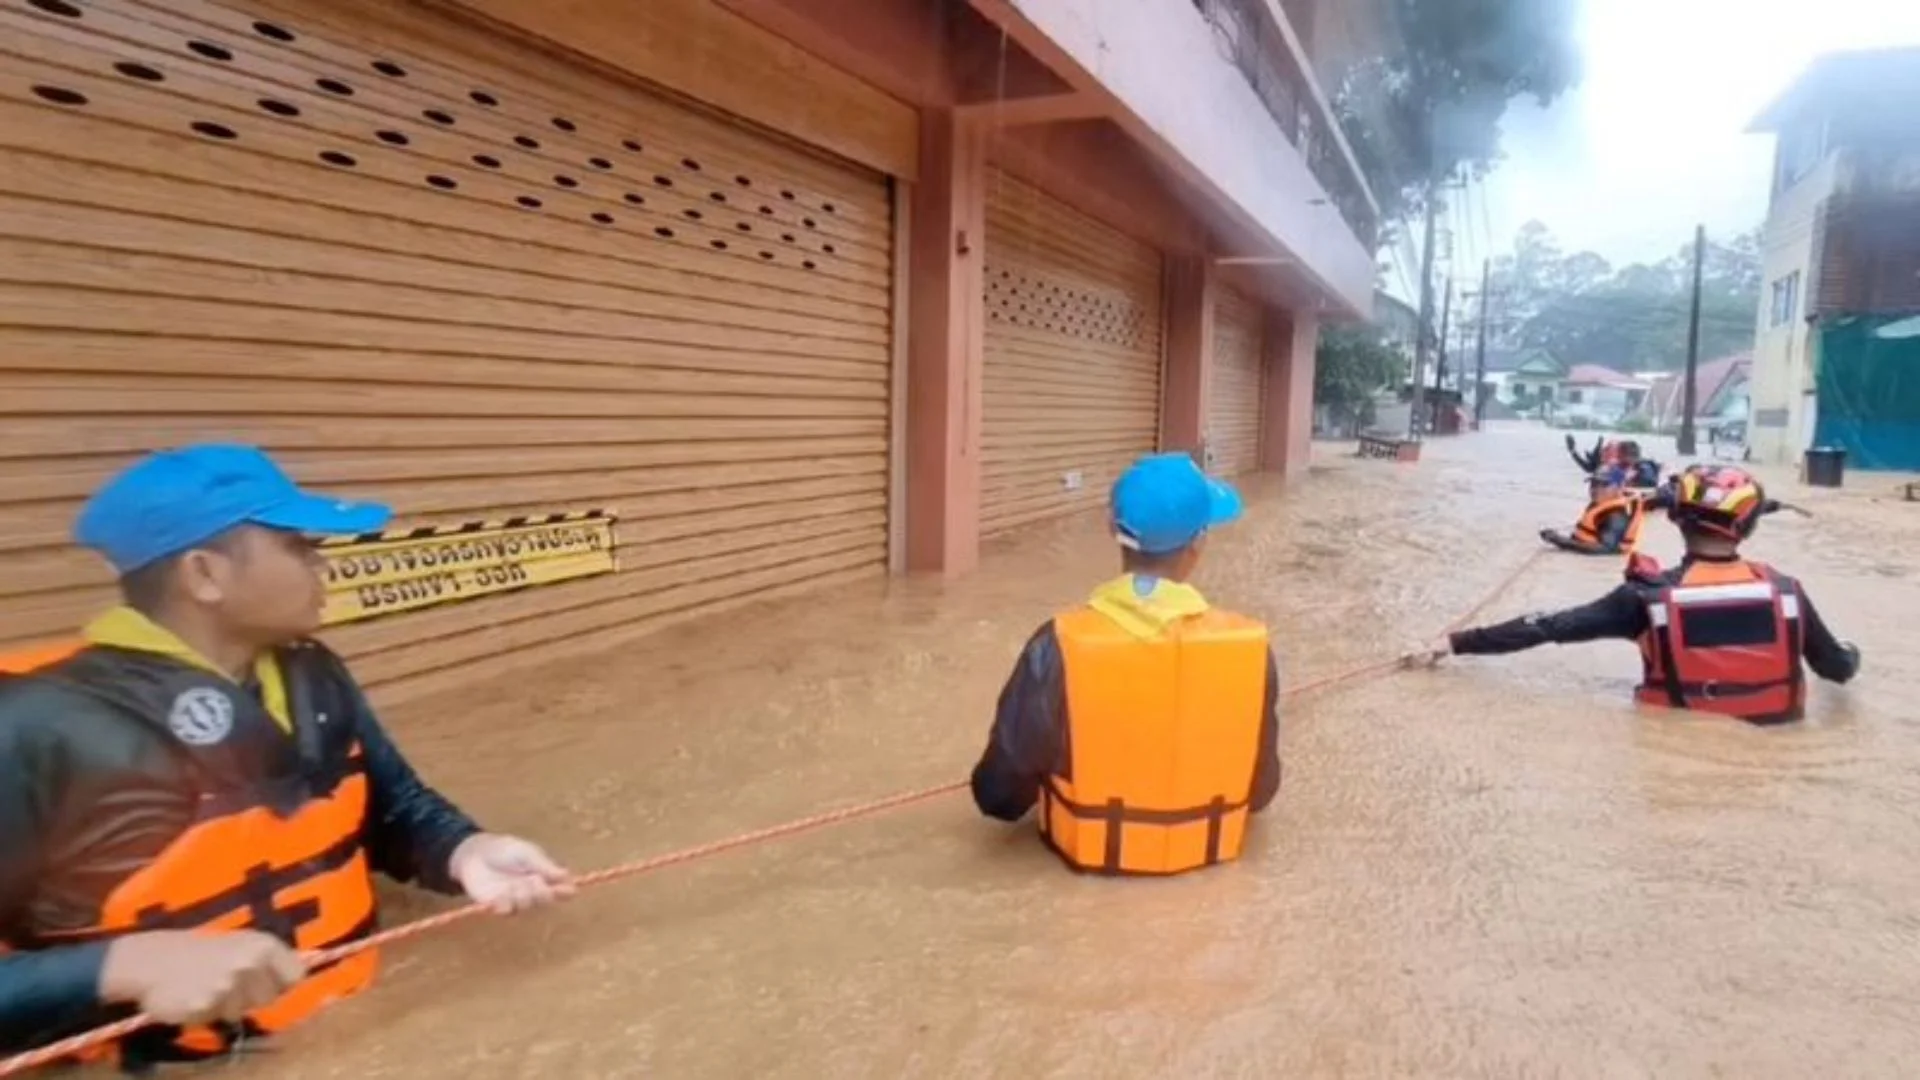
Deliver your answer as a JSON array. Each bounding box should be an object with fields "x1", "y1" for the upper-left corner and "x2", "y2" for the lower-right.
[
  {"x1": 0, "y1": 0, "x2": 1382, "y2": 701},
  {"x1": 1747, "y1": 46, "x2": 1920, "y2": 468}
]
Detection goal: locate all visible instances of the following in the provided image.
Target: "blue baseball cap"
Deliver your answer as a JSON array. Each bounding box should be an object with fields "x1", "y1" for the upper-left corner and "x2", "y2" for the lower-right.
[
  {"x1": 1110, "y1": 452, "x2": 1244, "y2": 556},
  {"x1": 74, "y1": 444, "x2": 392, "y2": 573}
]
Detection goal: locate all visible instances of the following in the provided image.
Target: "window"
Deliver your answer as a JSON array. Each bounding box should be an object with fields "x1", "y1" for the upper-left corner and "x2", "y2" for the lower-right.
[
  {"x1": 1770, "y1": 271, "x2": 1801, "y2": 328},
  {"x1": 1567, "y1": 388, "x2": 1584, "y2": 404}
]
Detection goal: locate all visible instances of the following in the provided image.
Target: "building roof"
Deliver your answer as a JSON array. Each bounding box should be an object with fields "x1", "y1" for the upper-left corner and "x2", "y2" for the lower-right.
[
  {"x1": 1561, "y1": 364, "x2": 1646, "y2": 389},
  {"x1": 1750, "y1": 47, "x2": 1920, "y2": 132},
  {"x1": 1639, "y1": 353, "x2": 1752, "y2": 424}
]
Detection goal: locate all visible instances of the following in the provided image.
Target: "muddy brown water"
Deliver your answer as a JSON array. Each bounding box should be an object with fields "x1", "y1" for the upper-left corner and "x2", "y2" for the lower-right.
[{"x1": 102, "y1": 426, "x2": 1920, "y2": 1077}]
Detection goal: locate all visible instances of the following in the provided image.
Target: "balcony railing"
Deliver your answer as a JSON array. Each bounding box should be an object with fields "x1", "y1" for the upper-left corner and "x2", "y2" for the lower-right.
[{"x1": 1192, "y1": 0, "x2": 1378, "y2": 249}]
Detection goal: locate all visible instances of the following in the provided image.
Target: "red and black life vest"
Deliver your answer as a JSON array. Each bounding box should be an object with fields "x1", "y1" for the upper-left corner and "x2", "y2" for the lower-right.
[{"x1": 1635, "y1": 560, "x2": 1805, "y2": 723}]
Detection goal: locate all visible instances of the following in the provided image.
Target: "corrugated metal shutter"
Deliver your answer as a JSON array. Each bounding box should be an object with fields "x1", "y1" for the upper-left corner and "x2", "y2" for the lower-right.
[
  {"x1": 1209, "y1": 285, "x2": 1265, "y2": 475},
  {"x1": 981, "y1": 170, "x2": 1162, "y2": 535},
  {"x1": 0, "y1": 0, "x2": 893, "y2": 701}
]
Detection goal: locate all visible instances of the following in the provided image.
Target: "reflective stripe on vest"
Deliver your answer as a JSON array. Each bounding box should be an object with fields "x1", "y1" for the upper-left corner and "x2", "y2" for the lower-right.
[
  {"x1": 1044, "y1": 607, "x2": 1269, "y2": 876},
  {"x1": 1637, "y1": 563, "x2": 1804, "y2": 723}
]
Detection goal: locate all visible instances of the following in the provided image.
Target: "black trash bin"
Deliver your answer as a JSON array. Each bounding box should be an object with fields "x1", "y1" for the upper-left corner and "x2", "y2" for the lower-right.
[{"x1": 1805, "y1": 446, "x2": 1846, "y2": 488}]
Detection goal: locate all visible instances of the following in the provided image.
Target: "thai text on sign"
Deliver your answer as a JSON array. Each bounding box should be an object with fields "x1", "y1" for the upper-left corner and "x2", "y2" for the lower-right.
[{"x1": 318, "y1": 511, "x2": 616, "y2": 625}]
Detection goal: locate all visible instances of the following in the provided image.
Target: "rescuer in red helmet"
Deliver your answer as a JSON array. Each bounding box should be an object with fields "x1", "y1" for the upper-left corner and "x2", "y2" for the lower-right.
[{"x1": 1416, "y1": 465, "x2": 1861, "y2": 724}]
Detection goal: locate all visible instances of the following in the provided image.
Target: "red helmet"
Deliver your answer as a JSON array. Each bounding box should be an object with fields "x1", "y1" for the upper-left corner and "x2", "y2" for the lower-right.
[{"x1": 1668, "y1": 464, "x2": 1766, "y2": 539}]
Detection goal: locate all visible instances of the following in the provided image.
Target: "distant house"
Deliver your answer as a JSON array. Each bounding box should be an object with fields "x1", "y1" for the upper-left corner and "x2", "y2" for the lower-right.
[
  {"x1": 1557, "y1": 365, "x2": 1651, "y2": 426},
  {"x1": 1638, "y1": 353, "x2": 1753, "y2": 433},
  {"x1": 1498, "y1": 351, "x2": 1567, "y2": 416}
]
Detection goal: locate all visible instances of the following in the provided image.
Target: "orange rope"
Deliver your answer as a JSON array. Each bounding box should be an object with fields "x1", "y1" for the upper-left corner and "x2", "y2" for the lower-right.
[{"x1": 0, "y1": 552, "x2": 1541, "y2": 1076}]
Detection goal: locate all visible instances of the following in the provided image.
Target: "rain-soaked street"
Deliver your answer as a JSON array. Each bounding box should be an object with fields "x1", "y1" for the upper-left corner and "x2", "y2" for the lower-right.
[{"x1": 218, "y1": 425, "x2": 1920, "y2": 1078}]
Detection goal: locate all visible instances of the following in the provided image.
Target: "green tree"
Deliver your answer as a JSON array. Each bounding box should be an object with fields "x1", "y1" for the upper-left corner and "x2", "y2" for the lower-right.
[
  {"x1": 1316, "y1": 325, "x2": 1407, "y2": 433},
  {"x1": 1331, "y1": 0, "x2": 1583, "y2": 228}
]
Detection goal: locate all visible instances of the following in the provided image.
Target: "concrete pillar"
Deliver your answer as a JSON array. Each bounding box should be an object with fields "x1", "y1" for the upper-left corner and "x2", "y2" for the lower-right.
[
  {"x1": 1159, "y1": 256, "x2": 1216, "y2": 461},
  {"x1": 903, "y1": 110, "x2": 987, "y2": 575},
  {"x1": 1259, "y1": 306, "x2": 1319, "y2": 476}
]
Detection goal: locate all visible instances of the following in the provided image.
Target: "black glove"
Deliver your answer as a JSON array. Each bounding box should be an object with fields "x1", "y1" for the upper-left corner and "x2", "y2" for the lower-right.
[{"x1": 1564, "y1": 433, "x2": 1577, "y2": 451}]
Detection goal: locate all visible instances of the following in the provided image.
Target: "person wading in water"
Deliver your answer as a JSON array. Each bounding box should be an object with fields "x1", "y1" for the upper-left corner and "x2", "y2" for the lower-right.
[{"x1": 969, "y1": 452, "x2": 1283, "y2": 874}]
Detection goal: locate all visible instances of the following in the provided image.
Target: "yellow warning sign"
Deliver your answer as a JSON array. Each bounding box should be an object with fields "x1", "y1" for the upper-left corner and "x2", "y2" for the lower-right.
[{"x1": 318, "y1": 511, "x2": 616, "y2": 625}]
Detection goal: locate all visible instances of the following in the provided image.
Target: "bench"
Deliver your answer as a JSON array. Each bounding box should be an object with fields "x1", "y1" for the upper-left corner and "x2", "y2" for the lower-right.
[{"x1": 1357, "y1": 433, "x2": 1421, "y2": 463}]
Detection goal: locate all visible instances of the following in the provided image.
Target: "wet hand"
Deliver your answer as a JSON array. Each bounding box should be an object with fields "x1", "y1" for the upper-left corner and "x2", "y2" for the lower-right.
[
  {"x1": 450, "y1": 833, "x2": 576, "y2": 914},
  {"x1": 99, "y1": 929, "x2": 305, "y2": 1025}
]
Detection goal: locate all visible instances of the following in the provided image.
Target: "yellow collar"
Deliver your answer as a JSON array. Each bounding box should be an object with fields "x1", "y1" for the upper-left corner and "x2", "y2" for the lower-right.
[
  {"x1": 1086, "y1": 574, "x2": 1212, "y2": 640},
  {"x1": 82, "y1": 607, "x2": 291, "y2": 734}
]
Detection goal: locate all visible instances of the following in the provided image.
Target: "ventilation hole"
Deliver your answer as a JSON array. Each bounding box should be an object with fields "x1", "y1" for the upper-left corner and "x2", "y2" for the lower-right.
[
  {"x1": 709, "y1": 192, "x2": 727, "y2": 204},
  {"x1": 623, "y1": 192, "x2": 646, "y2": 206},
  {"x1": 780, "y1": 233, "x2": 796, "y2": 243},
  {"x1": 316, "y1": 78, "x2": 354, "y2": 96},
  {"x1": 114, "y1": 62, "x2": 165, "y2": 82},
  {"x1": 735, "y1": 175, "x2": 752, "y2": 187},
  {"x1": 29, "y1": 0, "x2": 82, "y2": 16},
  {"x1": 824, "y1": 202, "x2": 837, "y2": 213},
  {"x1": 551, "y1": 116, "x2": 576, "y2": 132},
  {"x1": 31, "y1": 85, "x2": 87, "y2": 106},
  {"x1": 426, "y1": 175, "x2": 457, "y2": 190},
  {"x1": 319, "y1": 150, "x2": 356, "y2": 167},
  {"x1": 736, "y1": 223, "x2": 752, "y2": 233},
  {"x1": 710, "y1": 240, "x2": 728, "y2": 251},
  {"x1": 548, "y1": 176, "x2": 577, "y2": 190},
  {"x1": 472, "y1": 154, "x2": 501, "y2": 169},
  {"x1": 257, "y1": 98, "x2": 299, "y2": 117},
  {"x1": 423, "y1": 109, "x2": 454, "y2": 126},
  {"x1": 252, "y1": 20, "x2": 295, "y2": 42},
  {"x1": 822, "y1": 244, "x2": 837, "y2": 254},
  {"x1": 372, "y1": 60, "x2": 407, "y2": 77},
  {"x1": 470, "y1": 90, "x2": 499, "y2": 107},
  {"x1": 377, "y1": 130, "x2": 410, "y2": 146},
  {"x1": 591, "y1": 212, "x2": 614, "y2": 225},
  {"x1": 758, "y1": 251, "x2": 774, "y2": 260},
  {"x1": 654, "y1": 226, "x2": 675, "y2": 239},
  {"x1": 514, "y1": 135, "x2": 540, "y2": 150},
  {"x1": 802, "y1": 260, "x2": 818, "y2": 270},
  {"x1": 803, "y1": 217, "x2": 818, "y2": 228},
  {"x1": 622, "y1": 139, "x2": 643, "y2": 152},
  {"x1": 681, "y1": 157, "x2": 701, "y2": 171},
  {"x1": 683, "y1": 209, "x2": 703, "y2": 221},
  {"x1": 780, "y1": 189, "x2": 796, "y2": 200},
  {"x1": 759, "y1": 206, "x2": 774, "y2": 216},
  {"x1": 653, "y1": 175, "x2": 673, "y2": 188},
  {"x1": 517, "y1": 195, "x2": 543, "y2": 209},
  {"x1": 188, "y1": 41, "x2": 233, "y2": 62},
  {"x1": 589, "y1": 157, "x2": 612, "y2": 170}
]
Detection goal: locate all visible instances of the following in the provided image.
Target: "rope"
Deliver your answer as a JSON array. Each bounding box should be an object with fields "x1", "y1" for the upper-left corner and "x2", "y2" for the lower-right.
[{"x1": 0, "y1": 552, "x2": 1541, "y2": 1076}]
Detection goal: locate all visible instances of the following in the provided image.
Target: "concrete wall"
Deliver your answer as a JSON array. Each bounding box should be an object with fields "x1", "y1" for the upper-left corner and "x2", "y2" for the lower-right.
[{"x1": 1749, "y1": 154, "x2": 1838, "y2": 465}]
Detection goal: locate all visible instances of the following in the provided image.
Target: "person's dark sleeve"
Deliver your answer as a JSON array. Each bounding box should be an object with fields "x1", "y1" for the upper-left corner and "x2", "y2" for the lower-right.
[
  {"x1": 347, "y1": 683, "x2": 482, "y2": 894},
  {"x1": 1567, "y1": 440, "x2": 1599, "y2": 473},
  {"x1": 1793, "y1": 587, "x2": 1862, "y2": 684},
  {"x1": 1248, "y1": 651, "x2": 1283, "y2": 814},
  {"x1": 969, "y1": 623, "x2": 1065, "y2": 822},
  {"x1": 1448, "y1": 585, "x2": 1648, "y2": 655},
  {"x1": 0, "y1": 706, "x2": 115, "y2": 1053}
]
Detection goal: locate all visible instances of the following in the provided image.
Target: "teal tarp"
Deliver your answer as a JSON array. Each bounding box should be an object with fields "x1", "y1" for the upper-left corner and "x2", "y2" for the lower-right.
[{"x1": 1813, "y1": 315, "x2": 1920, "y2": 471}]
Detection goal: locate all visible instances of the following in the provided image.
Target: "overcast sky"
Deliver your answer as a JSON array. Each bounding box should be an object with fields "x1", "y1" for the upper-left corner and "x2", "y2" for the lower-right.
[{"x1": 1392, "y1": 0, "x2": 1920, "y2": 297}]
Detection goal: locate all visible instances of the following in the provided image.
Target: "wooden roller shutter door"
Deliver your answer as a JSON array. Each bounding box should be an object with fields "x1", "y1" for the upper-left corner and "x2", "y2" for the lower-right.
[
  {"x1": 1208, "y1": 286, "x2": 1266, "y2": 475},
  {"x1": 0, "y1": 0, "x2": 894, "y2": 700},
  {"x1": 982, "y1": 171, "x2": 1164, "y2": 536}
]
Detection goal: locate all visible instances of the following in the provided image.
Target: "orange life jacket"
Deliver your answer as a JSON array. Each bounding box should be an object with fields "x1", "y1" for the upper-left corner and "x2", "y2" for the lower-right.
[
  {"x1": 20, "y1": 645, "x2": 380, "y2": 1065},
  {"x1": 1573, "y1": 492, "x2": 1644, "y2": 549},
  {"x1": 1040, "y1": 606, "x2": 1270, "y2": 875},
  {"x1": 1635, "y1": 560, "x2": 1805, "y2": 723}
]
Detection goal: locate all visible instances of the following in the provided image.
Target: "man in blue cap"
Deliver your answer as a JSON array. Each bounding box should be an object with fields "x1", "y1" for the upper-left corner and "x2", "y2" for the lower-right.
[
  {"x1": 0, "y1": 445, "x2": 571, "y2": 1068},
  {"x1": 969, "y1": 452, "x2": 1283, "y2": 875}
]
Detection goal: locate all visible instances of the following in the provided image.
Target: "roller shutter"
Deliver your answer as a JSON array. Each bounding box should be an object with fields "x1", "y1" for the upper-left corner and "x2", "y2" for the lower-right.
[
  {"x1": 1208, "y1": 286, "x2": 1266, "y2": 475},
  {"x1": 982, "y1": 170, "x2": 1163, "y2": 536},
  {"x1": 0, "y1": 0, "x2": 893, "y2": 701}
]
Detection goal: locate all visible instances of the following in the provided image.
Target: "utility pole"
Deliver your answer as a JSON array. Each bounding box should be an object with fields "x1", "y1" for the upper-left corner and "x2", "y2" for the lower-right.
[
  {"x1": 1472, "y1": 257, "x2": 1492, "y2": 425},
  {"x1": 1434, "y1": 274, "x2": 1455, "y2": 408},
  {"x1": 1409, "y1": 178, "x2": 1440, "y2": 438},
  {"x1": 1677, "y1": 224, "x2": 1705, "y2": 455}
]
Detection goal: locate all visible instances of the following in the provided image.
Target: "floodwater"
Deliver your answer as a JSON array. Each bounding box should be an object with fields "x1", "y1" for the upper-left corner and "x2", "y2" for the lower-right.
[{"x1": 161, "y1": 427, "x2": 1920, "y2": 1077}]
